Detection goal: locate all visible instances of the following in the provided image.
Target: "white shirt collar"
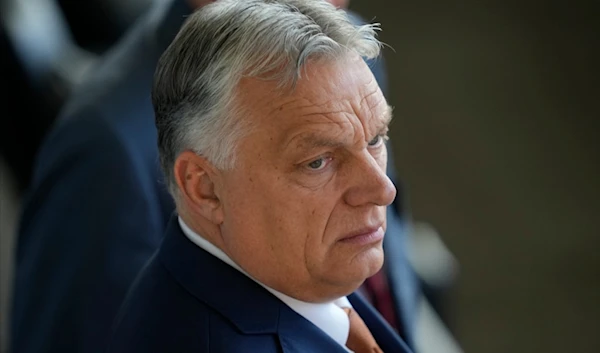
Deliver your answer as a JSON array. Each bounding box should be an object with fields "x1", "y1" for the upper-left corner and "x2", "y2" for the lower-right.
[{"x1": 178, "y1": 217, "x2": 352, "y2": 350}]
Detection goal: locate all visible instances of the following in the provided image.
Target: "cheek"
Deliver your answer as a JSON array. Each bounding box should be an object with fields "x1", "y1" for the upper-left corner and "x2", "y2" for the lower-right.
[
  {"x1": 221, "y1": 168, "x2": 273, "y2": 236},
  {"x1": 268, "y1": 187, "x2": 338, "y2": 255},
  {"x1": 226, "y1": 167, "x2": 340, "y2": 259},
  {"x1": 377, "y1": 147, "x2": 388, "y2": 170},
  {"x1": 299, "y1": 195, "x2": 342, "y2": 253}
]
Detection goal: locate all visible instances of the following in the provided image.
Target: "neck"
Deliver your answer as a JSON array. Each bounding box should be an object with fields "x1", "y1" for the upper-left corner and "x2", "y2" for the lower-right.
[
  {"x1": 178, "y1": 210, "x2": 362, "y2": 303},
  {"x1": 178, "y1": 210, "x2": 226, "y2": 252}
]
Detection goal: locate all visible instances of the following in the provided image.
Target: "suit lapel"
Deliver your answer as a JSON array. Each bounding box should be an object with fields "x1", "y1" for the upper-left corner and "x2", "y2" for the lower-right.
[
  {"x1": 277, "y1": 306, "x2": 350, "y2": 353},
  {"x1": 159, "y1": 215, "x2": 353, "y2": 351},
  {"x1": 159, "y1": 215, "x2": 412, "y2": 352},
  {"x1": 158, "y1": 215, "x2": 281, "y2": 334}
]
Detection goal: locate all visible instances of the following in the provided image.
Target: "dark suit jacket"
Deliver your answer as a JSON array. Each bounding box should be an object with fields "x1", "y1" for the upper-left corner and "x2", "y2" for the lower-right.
[
  {"x1": 10, "y1": 1, "x2": 417, "y2": 352},
  {"x1": 107, "y1": 215, "x2": 413, "y2": 353},
  {"x1": 10, "y1": 2, "x2": 188, "y2": 352}
]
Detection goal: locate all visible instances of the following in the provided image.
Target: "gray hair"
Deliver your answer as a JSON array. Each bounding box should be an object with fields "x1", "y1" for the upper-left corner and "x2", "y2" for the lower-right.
[{"x1": 153, "y1": 0, "x2": 382, "y2": 196}]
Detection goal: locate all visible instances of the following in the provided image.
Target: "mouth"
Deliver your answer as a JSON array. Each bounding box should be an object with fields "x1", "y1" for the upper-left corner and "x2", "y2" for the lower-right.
[{"x1": 338, "y1": 226, "x2": 384, "y2": 246}]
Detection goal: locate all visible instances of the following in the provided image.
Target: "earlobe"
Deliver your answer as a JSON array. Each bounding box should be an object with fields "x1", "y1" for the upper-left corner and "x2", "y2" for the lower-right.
[{"x1": 174, "y1": 151, "x2": 224, "y2": 224}]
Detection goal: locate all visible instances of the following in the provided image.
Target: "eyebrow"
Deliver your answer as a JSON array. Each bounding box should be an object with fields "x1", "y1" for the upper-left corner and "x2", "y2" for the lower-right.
[
  {"x1": 286, "y1": 107, "x2": 394, "y2": 152},
  {"x1": 290, "y1": 135, "x2": 346, "y2": 151}
]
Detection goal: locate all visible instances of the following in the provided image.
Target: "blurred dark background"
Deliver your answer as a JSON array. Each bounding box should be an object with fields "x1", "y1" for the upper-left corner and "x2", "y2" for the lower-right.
[
  {"x1": 1, "y1": 0, "x2": 599, "y2": 352},
  {"x1": 351, "y1": 0, "x2": 600, "y2": 352}
]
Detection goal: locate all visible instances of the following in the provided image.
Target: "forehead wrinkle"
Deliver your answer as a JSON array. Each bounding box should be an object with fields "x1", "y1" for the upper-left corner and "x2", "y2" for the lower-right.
[
  {"x1": 265, "y1": 94, "x2": 350, "y2": 123},
  {"x1": 283, "y1": 114, "x2": 355, "y2": 151},
  {"x1": 293, "y1": 95, "x2": 359, "y2": 129},
  {"x1": 353, "y1": 84, "x2": 389, "y2": 139},
  {"x1": 298, "y1": 110, "x2": 355, "y2": 120},
  {"x1": 358, "y1": 84, "x2": 381, "y2": 110},
  {"x1": 287, "y1": 97, "x2": 370, "y2": 151}
]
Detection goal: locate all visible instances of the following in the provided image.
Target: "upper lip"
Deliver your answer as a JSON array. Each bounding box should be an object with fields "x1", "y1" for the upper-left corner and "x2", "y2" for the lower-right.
[{"x1": 339, "y1": 223, "x2": 384, "y2": 241}]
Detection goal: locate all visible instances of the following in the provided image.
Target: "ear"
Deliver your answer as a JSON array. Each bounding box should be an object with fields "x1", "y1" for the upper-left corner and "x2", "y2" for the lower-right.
[{"x1": 173, "y1": 150, "x2": 224, "y2": 225}]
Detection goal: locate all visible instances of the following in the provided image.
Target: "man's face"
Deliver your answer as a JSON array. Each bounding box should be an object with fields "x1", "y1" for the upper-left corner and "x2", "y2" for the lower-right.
[{"x1": 216, "y1": 55, "x2": 396, "y2": 302}]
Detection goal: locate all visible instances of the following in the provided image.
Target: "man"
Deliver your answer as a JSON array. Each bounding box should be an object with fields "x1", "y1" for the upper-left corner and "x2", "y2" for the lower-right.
[
  {"x1": 107, "y1": 1, "x2": 412, "y2": 352},
  {"x1": 11, "y1": 0, "x2": 418, "y2": 352}
]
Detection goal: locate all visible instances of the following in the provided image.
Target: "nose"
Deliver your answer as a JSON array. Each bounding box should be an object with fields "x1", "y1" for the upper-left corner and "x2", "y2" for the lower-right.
[{"x1": 343, "y1": 151, "x2": 397, "y2": 207}]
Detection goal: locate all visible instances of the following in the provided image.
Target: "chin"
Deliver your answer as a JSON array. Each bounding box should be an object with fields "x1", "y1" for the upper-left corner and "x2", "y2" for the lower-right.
[
  {"x1": 315, "y1": 247, "x2": 384, "y2": 296},
  {"x1": 358, "y1": 245, "x2": 385, "y2": 273},
  {"x1": 339, "y1": 248, "x2": 384, "y2": 285}
]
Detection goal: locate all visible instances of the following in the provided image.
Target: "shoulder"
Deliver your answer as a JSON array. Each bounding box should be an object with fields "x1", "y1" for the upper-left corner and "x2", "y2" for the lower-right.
[
  {"x1": 16, "y1": 113, "x2": 161, "y2": 260},
  {"x1": 107, "y1": 259, "x2": 209, "y2": 352},
  {"x1": 29, "y1": 115, "x2": 135, "y2": 191},
  {"x1": 19, "y1": 112, "x2": 163, "y2": 251},
  {"x1": 107, "y1": 260, "x2": 281, "y2": 353}
]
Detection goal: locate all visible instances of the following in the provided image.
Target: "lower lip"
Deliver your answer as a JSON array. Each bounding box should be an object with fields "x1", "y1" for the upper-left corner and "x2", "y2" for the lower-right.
[{"x1": 339, "y1": 228, "x2": 384, "y2": 246}]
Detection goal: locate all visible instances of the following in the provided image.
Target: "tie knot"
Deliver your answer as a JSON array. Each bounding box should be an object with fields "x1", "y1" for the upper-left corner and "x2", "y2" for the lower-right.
[{"x1": 344, "y1": 308, "x2": 384, "y2": 353}]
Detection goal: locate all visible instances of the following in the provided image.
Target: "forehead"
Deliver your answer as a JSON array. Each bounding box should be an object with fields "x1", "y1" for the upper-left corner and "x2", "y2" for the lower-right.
[{"x1": 236, "y1": 55, "x2": 389, "y2": 145}]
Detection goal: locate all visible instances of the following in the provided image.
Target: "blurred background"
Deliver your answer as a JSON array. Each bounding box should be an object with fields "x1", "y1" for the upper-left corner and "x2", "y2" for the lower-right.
[
  {"x1": 1, "y1": 0, "x2": 598, "y2": 352},
  {"x1": 351, "y1": 0, "x2": 600, "y2": 352}
]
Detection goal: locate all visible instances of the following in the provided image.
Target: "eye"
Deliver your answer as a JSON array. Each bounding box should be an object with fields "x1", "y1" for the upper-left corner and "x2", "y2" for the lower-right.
[
  {"x1": 306, "y1": 157, "x2": 332, "y2": 171},
  {"x1": 368, "y1": 134, "x2": 386, "y2": 147}
]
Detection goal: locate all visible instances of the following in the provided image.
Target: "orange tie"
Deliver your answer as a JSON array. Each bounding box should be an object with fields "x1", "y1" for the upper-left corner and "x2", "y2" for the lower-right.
[{"x1": 343, "y1": 307, "x2": 384, "y2": 353}]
